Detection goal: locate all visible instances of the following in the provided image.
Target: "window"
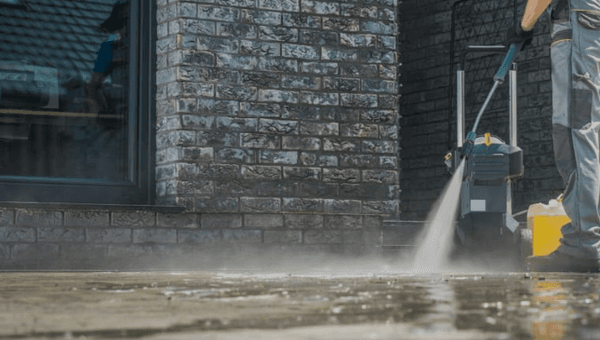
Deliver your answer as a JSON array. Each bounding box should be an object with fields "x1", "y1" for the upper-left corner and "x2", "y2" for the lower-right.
[{"x1": 0, "y1": 0, "x2": 154, "y2": 204}]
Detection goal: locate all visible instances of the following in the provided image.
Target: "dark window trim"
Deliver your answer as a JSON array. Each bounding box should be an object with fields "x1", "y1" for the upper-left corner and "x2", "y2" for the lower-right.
[{"x1": 0, "y1": 0, "x2": 157, "y2": 206}]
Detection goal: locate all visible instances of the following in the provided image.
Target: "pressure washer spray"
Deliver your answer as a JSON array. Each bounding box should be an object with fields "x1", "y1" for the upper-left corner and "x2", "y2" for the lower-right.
[{"x1": 412, "y1": 42, "x2": 525, "y2": 273}]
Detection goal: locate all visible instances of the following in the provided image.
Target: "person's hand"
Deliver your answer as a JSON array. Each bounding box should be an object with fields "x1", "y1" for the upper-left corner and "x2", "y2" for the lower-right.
[{"x1": 507, "y1": 24, "x2": 534, "y2": 51}]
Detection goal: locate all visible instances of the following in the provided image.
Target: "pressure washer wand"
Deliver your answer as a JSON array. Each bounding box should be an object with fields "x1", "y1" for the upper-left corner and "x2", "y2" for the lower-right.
[{"x1": 460, "y1": 43, "x2": 521, "y2": 159}]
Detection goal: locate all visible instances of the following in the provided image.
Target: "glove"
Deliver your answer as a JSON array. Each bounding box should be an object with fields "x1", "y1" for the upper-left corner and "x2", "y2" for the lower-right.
[{"x1": 507, "y1": 24, "x2": 534, "y2": 51}]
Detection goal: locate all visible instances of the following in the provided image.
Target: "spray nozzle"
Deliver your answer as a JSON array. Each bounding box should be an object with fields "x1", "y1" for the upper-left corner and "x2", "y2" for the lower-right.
[{"x1": 460, "y1": 131, "x2": 477, "y2": 159}]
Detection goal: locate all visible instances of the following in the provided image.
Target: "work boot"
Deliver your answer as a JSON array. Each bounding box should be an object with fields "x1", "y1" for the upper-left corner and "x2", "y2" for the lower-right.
[{"x1": 527, "y1": 251, "x2": 599, "y2": 273}]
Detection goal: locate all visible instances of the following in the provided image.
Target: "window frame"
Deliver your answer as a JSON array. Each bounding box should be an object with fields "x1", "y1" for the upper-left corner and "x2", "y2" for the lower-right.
[{"x1": 0, "y1": 0, "x2": 156, "y2": 205}]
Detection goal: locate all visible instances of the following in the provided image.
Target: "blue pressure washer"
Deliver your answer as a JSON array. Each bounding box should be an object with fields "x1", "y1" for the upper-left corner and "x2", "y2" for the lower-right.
[{"x1": 446, "y1": 43, "x2": 525, "y2": 247}]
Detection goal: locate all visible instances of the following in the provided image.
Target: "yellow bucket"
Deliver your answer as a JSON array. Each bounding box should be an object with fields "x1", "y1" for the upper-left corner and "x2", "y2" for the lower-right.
[{"x1": 527, "y1": 200, "x2": 570, "y2": 257}]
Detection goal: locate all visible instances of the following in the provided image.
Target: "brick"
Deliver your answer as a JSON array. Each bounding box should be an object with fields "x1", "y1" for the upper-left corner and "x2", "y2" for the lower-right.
[
  {"x1": 38, "y1": 227, "x2": 84, "y2": 242},
  {"x1": 259, "y1": 0, "x2": 299, "y2": 12},
  {"x1": 260, "y1": 182, "x2": 297, "y2": 197},
  {"x1": 360, "y1": 50, "x2": 395, "y2": 64},
  {"x1": 216, "y1": 54, "x2": 258, "y2": 70},
  {"x1": 299, "y1": 30, "x2": 338, "y2": 45},
  {"x1": 303, "y1": 229, "x2": 342, "y2": 244},
  {"x1": 340, "y1": 123, "x2": 379, "y2": 137},
  {"x1": 181, "y1": 147, "x2": 214, "y2": 162},
  {"x1": 340, "y1": 94, "x2": 378, "y2": 108},
  {"x1": 361, "y1": 21, "x2": 394, "y2": 34},
  {"x1": 133, "y1": 229, "x2": 177, "y2": 243},
  {"x1": 340, "y1": 154, "x2": 380, "y2": 168},
  {"x1": 241, "y1": 9, "x2": 282, "y2": 25},
  {"x1": 197, "y1": 5, "x2": 239, "y2": 22},
  {"x1": 379, "y1": 36, "x2": 396, "y2": 50},
  {"x1": 217, "y1": 85, "x2": 258, "y2": 101},
  {"x1": 321, "y1": 47, "x2": 358, "y2": 62},
  {"x1": 217, "y1": 0, "x2": 255, "y2": 7},
  {"x1": 284, "y1": 214, "x2": 323, "y2": 229},
  {"x1": 264, "y1": 230, "x2": 301, "y2": 244},
  {"x1": 297, "y1": 182, "x2": 338, "y2": 198},
  {"x1": 241, "y1": 133, "x2": 280, "y2": 149},
  {"x1": 323, "y1": 138, "x2": 359, "y2": 152},
  {"x1": 222, "y1": 229, "x2": 262, "y2": 243},
  {"x1": 323, "y1": 77, "x2": 360, "y2": 92},
  {"x1": 216, "y1": 117, "x2": 258, "y2": 132},
  {"x1": 157, "y1": 4, "x2": 177, "y2": 23},
  {"x1": 380, "y1": 156, "x2": 398, "y2": 169},
  {"x1": 301, "y1": 0, "x2": 339, "y2": 15},
  {"x1": 199, "y1": 164, "x2": 240, "y2": 178},
  {"x1": 201, "y1": 214, "x2": 243, "y2": 228},
  {"x1": 283, "y1": 13, "x2": 321, "y2": 28},
  {"x1": 323, "y1": 169, "x2": 360, "y2": 183},
  {"x1": 196, "y1": 197, "x2": 240, "y2": 212},
  {"x1": 362, "y1": 140, "x2": 395, "y2": 154},
  {"x1": 340, "y1": 184, "x2": 396, "y2": 200},
  {"x1": 340, "y1": 33, "x2": 376, "y2": 48},
  {"x1": 282, "y1": 44, "x2": 319, "y2": 60},
  {"x1": 197, "y1": 131, "x2": 238, "y2": 147},
  {"x1": 197, "y1": 36, "x2": 240, "y2": 54},
  {"x1": 342, "y1": 230, "x2": 363, "y2": 244},
  {"x1": 324, "y1": 199, "x2": 362, "y2": 213},
  {"x1": 258, "y1": 57, "x2": 299, "y2": 72},
  {"x1": 215, "y1": 148, "x2": 255, "y2": 164},
  {"x1": 241, "y1": 165, "x2": 282, "y2": 180},
  {"x1": 180, "y1": 19, "x2": 216, "y2": 35},
  {"x1": 300, "y1": 122, "x2": 338, "y2": 136},
  {"x1": 340, "y1": 64, "x2": 378, "y2": 78},
  {"x1": 111, "y1": 211, "x2": 155, "y2": 227},
  {"x1": 362, "y1": 79, "x2": 396, "y2": 93},
  {"x1": 258, "y1": 89, "x2": 299, "y2": 104},
  {"x1": 299, "y1": 92, "x2": 339, "y2": 106},
  {"x1": 240, "y1": 40, "x2": 281, "y2": 56},
  {"x1": 323, "y1": 17, "x2": 359, "y2": 32},
  {"x1": 259, "y1": 119, "x2": 299, "y2": 135},
  {"x1": 259, "y1": 151, "x2": 298, "y2": 164},
  {"x1": 301, "y1": 62, "x2": 338, "y2": 75},
  {"x1": 0, "y1": 227, "x2": 35, "y2": 242},
  {"x1": 241, "y1": 72, "x2": 280, "y2": 87},
  {"x1": 282, "y1": 198, "x2": 323, "y2": 212},
  {"x1": 362, "y1": 200, "x2": 399, "y2": 214},
  {"x1": 282, "y1": 75, "x2": 320, "y2": 90},
  {"x1": 0, "y1": 209, "x2": 13, "y2": 226},
  {"x1": 13, "y1": 244, "x2": 59, "y2": 260},
  {"x1": 283, "y1": 167, "x2": 321, "y2": 181},
  {"x1": 157, "y1": 213, "x2": 199, "y2": 228},
  {"x1": 259, "y1": 26, "x2": 298, "y2": 42},
  {"x1": 244, "y1": 214, "x2": 283, "y2": 228},
  {"x1": 16, "y1": 210, "x2": 62, "y2": 227},
  {"x1": 178, "y1": 229, "x2": 221, "y2": 244},
  {"x1": 86, "y1": 228, "x2": 132, "y2": 243},
  {"x1": 282, "y1": 136, "x2": 321, "y2": 150},
  {"x1": 157, "y1": 116, "x2": 182, "y2": 132},
  {"x1": 341, "y1": 4, "x2": 378, "y2": 18},
  {"x1": 363, "y1": 170, "x2": 397, "y2": 184},
  {"x1": 361, "y1": 110, "x2": 397, "y2": 124},
  {"x1": 379, "y1": 65, "x2": 397, "y2": 80},
  {"x1": 215, "y1": 180, "x2": 259, "y2": 196},
  {"x1": 60, "y1": 244, "x2": 106, "y2": 261},
  {"x1": 324, "y1": 215, "x2": 362, "y2": 229},
  {"x1": 240, "y1": 103, "x2": 281, "y2": 118},
  {"x1": 181, "y1": 116, "x2": 215, "y2": 131},
  {"x1": 217, "y1": 22, "x2": 257, "y2": 38},
  {"x1": 241, "y1": 198, "x2": 281, "y2": 213}
]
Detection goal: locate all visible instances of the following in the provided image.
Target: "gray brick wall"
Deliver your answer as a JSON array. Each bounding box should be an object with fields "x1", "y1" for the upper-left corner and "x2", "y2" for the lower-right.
[
  {"x1": 0, "y1": 207, "x2": 385, "y2": 269},
  {"x1": 155, "y1": 1, "x2": 401, "y2": 226},
  {"x1": 400, "y1": 0, "x2": 560, "y2": 220}
]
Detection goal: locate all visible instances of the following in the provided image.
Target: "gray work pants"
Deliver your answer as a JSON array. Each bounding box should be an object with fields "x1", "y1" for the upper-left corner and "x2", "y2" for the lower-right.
[{"x1": 551, "y1": 0, "x2": 600, "y2": 259}]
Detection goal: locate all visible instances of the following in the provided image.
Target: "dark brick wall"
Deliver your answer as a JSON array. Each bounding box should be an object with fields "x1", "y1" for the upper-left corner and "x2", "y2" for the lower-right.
[
  {"x1": 400, "y1": 0, "x2": 562, "y2": 220},
  {"x1": 154, "y1": 0, "x2": 401, "y2": 235}
]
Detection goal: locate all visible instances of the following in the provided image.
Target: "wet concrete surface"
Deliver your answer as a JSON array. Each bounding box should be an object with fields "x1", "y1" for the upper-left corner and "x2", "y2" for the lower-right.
[{"x1": 2, "y1": 264, "x2": 600, "y2": 339}]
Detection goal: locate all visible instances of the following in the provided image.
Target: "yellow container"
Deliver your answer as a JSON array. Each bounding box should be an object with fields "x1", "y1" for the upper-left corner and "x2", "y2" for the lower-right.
[{"x1": 527, "y1": 200, "x2": 570, "y2": 257}]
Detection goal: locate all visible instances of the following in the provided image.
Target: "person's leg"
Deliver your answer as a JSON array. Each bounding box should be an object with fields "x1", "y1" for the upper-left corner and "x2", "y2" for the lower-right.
[{"x1": 557, "y1": 0, "x2": 600, "y2": 259}]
